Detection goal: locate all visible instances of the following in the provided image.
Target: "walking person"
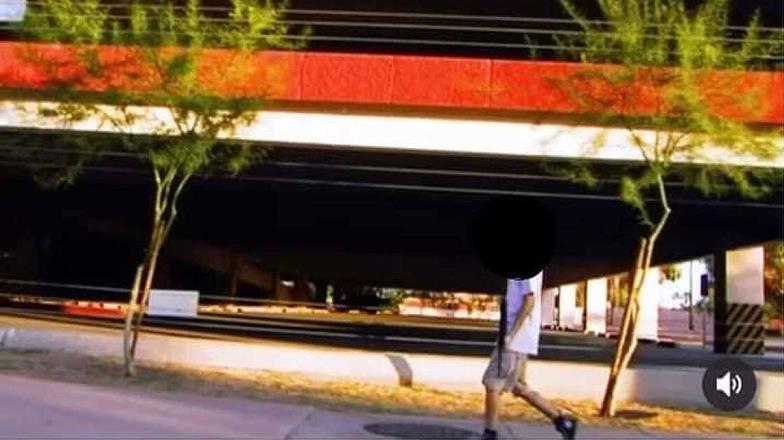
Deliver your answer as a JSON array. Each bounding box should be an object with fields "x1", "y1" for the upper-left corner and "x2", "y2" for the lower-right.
[{"x1": 481, "y1": 271, "x2": 578, "y2": 440}]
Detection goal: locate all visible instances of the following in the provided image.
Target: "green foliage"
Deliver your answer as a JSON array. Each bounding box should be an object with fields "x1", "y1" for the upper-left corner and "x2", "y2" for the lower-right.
[
  {"x1": 658, "y1": 263, "x2": 682, "y2": 283},
  {"x1": 560, "y1": 0, "x2": 783, "y2": 69},
  {"x1": 21, "y1": 0, "x2": 306, "y2": 50},
  {"x1": 541, "y1": 160, "x2": 601, "y2": 189},
  {"x1": 7, "y1": 0, "x2": 308, "y2": 374},
  {"x1": 620, "y1": 176, "x2": 645, "y2": 213},
  {"x1": 3, "y1": 132, "x2": 101, "y2": 189},
  {"x1": 556, "y1": 2, "x2": 782, "y2": 416},
  {"x1": 764, "y1": 242, "x2": 784, "y2": 319},
  {"x1": 22, "y1": 0, "x2": 107, "y2": 45},
  {"x1": 557, "y1": 0, "x2": 783, "y2": 232},
  {"x1": 15, "y1": 0, "x2": 301, "y2": 189}
]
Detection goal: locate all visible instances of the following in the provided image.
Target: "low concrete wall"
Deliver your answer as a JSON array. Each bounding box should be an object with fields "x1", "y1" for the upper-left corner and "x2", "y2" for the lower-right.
[
  {"x1": 1, "y1": 319, "x2": 781, "y2": 413},
  {"x1": 395, "y1": 352, "x2": 783, "y2": 412},
  {"x1": 0, "y1": 325, "x2": 400, "y2": 386}
]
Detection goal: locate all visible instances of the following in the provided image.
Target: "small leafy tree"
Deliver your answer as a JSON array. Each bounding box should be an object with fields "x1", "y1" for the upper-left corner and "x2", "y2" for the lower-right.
[
  {"x1": 763, "y1": 241, "x2": 784, "y2": 324},
  {"x1": 658, "y1": 263, "x2": 682, "y2": 283},
  {"x1": 12, "y1": 0, "x2": 303, "y2": 376},
  {"x1": 556, "y1": 0, "x2": 783, "y2": 416}
]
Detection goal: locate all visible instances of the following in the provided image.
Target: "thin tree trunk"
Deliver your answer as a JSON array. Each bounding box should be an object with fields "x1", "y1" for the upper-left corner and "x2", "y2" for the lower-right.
[
  {"x1": 602, "y1": 231, "x2": 670, "y2": 416},
  {"x1": 612, "y1": 241, "x2": 653, "y2": 387},
  {"x1": 123, "y1": 265, "x2": 144, "y2": 377},
  {"x1": 128, "y1": 173, "x2": 167, "y2": 358},
  {"x1": 601, "y1": 237, "x2": 647, "y2": 416},
  {"x1": 129, "y1": 171, "x2": 189, "y2": 359},
  {"x1": 601, "y1": 174, "x2": 671, "y2": 417},
  {"x1": 130, "y1": 231, "x2": 164, "y2": 358}
]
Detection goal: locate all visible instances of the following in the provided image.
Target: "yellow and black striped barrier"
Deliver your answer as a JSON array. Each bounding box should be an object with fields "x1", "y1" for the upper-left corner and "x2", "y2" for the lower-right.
[{"x1": 717, "y1": 303, "x2": 765, "y2": 355}]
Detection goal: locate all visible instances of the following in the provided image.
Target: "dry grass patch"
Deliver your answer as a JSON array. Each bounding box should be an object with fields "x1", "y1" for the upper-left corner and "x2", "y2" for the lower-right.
[{"x1": 1, "y1": 349, "x2": 781, "y2": 438}]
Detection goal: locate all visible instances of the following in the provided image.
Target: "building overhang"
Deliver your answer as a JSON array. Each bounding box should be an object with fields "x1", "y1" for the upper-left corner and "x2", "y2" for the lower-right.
[{"x1": 2, "y1": 101, "x2": 783, "y2": 169}]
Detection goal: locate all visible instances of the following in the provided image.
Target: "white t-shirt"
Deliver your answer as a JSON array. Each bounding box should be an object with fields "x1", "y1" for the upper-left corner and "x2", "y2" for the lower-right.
[{"x1": 504, "y1": 272, "x2": 543, "y2": 355}]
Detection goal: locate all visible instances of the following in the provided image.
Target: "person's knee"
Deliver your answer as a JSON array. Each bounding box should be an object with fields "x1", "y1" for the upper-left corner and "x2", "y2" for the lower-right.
[
  {"x1": 485, "y1": 385, "x2": 499, "y2": 395},
  {"x1": 511, "y1": 381, "x2": 529, "y2": 397}
]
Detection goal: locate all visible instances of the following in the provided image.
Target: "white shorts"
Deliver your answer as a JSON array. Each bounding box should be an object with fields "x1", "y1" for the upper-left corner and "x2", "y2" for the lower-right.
[{"x1": 481, "y1": 348, "x2": 527, "y2": 392}]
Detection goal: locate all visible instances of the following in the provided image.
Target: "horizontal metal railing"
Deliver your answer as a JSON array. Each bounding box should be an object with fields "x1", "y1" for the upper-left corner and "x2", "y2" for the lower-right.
[
  {"x1": 0, "y1": 277, "x2": 391, "y2": 312},
  {"x1": 0, "y1": 1, "x2": 780, "y2": 60}
]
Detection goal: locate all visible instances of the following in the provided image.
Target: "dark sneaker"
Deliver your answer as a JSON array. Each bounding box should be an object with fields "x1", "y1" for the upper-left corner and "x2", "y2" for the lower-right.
[
  {"x1": 553, "y1": 415, "x2": 578, "y2": 439},
  {"x1": 480, "y1": 428, "x2": 498, "y2": 440}
]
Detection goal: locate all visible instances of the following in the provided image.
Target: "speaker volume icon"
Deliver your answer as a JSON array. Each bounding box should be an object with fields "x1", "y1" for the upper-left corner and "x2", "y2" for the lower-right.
[
  {"x1": 716, "y1": 371, "x2": 743, "y2": 398},
  {"x1": 702, "y1": 358, "x2": 756, "y2": 411}
]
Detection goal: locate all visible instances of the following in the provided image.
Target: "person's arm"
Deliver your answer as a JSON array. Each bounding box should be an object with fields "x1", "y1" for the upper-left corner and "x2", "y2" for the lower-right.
[{"x1": 505, "y1": 292, "x2": 535, "y2": 345}]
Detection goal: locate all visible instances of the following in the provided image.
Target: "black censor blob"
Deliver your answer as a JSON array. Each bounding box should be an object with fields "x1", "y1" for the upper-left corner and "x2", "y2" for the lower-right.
[{"x1": 471, "y1": 196, "x2": 556, "y2": 280}]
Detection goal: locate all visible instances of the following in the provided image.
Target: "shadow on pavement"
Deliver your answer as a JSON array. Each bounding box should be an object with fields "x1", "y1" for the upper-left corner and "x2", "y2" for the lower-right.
[{"x1": 615, "y1": 410, "x2": 658, "y2": 420}]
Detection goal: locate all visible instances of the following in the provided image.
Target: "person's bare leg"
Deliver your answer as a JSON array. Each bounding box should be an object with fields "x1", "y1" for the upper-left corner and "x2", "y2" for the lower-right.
[
  {"x1": 484, "y1": 387, "x2": 501, "y2": 431},
  {"x1": 512, "y1": 383, "x2": 562, "y2": 420}
]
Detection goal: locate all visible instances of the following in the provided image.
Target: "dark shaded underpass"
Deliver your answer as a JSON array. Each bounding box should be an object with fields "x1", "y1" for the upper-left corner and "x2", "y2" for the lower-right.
[{"x1": 1, "y1": 141, "x2": 781, "y2": 295}]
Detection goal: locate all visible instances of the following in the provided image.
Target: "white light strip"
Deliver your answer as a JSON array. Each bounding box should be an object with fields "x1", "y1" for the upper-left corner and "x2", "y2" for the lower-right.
[{"x1": 1, "y1": 100, "x2": 782, "y2": 168}]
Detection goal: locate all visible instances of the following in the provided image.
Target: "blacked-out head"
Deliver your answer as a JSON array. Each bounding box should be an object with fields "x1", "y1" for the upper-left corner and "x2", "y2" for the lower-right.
[{"x1": 471, "y1": 196, "x2": 556, "y2": 280}]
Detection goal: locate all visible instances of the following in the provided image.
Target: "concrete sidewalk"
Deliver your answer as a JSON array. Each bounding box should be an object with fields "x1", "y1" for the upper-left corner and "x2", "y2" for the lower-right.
[
  {"x1": 0, "y1": 373, "x2": 724, "y2": 439},
  {"x1": 2, "y1": 313, "x2": 783, "y2": 413}
]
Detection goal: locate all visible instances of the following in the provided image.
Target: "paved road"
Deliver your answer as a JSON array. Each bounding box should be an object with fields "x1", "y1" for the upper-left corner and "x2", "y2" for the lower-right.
[
  {"x1": 0, "y1": 373, "x2": 729, "y2": 439},
  {"x1": 3, "y1": 307, "x2": 781, "y2": 372}
]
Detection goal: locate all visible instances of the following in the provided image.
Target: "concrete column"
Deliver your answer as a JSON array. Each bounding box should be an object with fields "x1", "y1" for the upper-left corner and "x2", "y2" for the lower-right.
[
  {"x1": 638, "y1": 267, "x2": 660, "y2": 341},
  {"x1": 714, "y1": 246, "x2": 765, "y2": 355},
  {"x1": 558, "y1": 283, "x2": 578, "y2": 330},
  {"x1": 585, "y1": 277, "x2": 607, "y2": 335},
  {"x1": 541, "y1": 288, "x2": 557, "y2": 328}
]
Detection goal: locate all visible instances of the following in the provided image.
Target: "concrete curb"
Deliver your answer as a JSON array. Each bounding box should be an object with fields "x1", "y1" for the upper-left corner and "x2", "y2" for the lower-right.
[{"x1": 1, "y1": 318, "x2": 781, "y2": 413}]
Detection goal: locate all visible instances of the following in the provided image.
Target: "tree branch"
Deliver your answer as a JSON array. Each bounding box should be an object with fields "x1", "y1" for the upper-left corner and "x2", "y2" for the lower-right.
[
  {"x1": 152, "y1": 167, "x2": 164, "y2": 223},
  {"x1": 627, "y1": 126, "x2": 653, "y2": 166},
  {"x1": 650, "y1": 172, "x2": 672, "y2": 243}
]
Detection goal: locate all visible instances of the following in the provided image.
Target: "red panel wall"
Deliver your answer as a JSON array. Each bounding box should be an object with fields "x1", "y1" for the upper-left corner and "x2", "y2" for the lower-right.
[
  {"x1": 302, "y1": 53, "x2": 393, "y2": 104},
  {"x1": 259, "y1": 51, "x2": 304, "y2": 101},
  {"x1": 199, "y1": 50, "x2": 304, "y2": 100},
  {"x1": 0, "y1": 42, "x2": 781, "y2": 124},
  {"x1": 391, "y1": 56, "x2": 491, "y2": 108},
  {"x1": 489, "y1": 60, "x2": 579, "y2": 114}
]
